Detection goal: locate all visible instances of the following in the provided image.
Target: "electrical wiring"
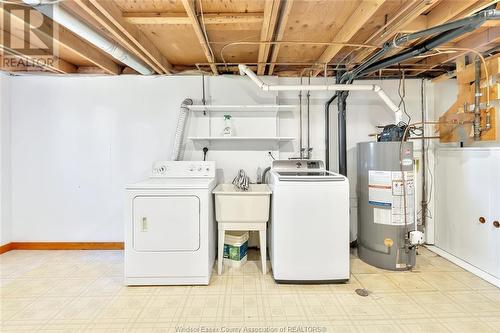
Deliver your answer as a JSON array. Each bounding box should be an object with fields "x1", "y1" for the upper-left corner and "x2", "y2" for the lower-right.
[
  {"x1": 219, "y1": 41, "x2": 378, "y2": 69},
  {"x1": 399, "y1": 121, "x2": 448, "y2": 249},
  {"x1": 397, "y1": 65, "x2": 411, "y2": 124},
  {"x1": 436, "y1": 47, "x2": 490, "y2": 107}
]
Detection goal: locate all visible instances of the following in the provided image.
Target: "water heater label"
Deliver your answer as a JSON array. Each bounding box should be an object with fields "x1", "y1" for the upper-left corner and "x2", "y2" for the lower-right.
[{"x1": 369, "y1": 170, "x2": 415, "y2": 226}]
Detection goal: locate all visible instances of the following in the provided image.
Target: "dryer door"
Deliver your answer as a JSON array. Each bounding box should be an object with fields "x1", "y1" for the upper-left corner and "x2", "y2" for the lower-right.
[{"x1": 133, "y1": 196, "x2": 200, "y2": 251}]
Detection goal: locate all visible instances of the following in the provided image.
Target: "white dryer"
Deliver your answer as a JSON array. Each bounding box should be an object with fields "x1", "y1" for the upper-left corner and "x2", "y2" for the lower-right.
[
  {"x1": 268, "y1": 160, "x2": 349, "y2": 283},
  {"x1": 125, "y1": 161, "x2": 216, "y2": 285}
]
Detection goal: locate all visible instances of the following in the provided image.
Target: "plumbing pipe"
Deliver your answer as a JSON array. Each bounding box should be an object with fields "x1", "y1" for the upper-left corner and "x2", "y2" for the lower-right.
[
  {"x1": 474, "y1": 57, "x2": 482, "y2": 141},
  {"x1": 358, "y1": 24, "x2": 479, "y2": 76},
  {"x1": 238, "y1": 64, "x2": 402, "y2": 123},
  {"x1": 324, "y1": 92, "x2": 337, "y2": 171},
  {"x1": 171, "y1": 99, "x2": 193, "y2": 161},
  {"x1": 25, "y1": 2, "x2": 154, "y2": 75},
  {"x1": 338, "y1": 91, "x2": 348, "y2": 176},
  {"x1": 349, "y1": 9, "x2": 500, "y2": 80},
  {"x1": 307, "y1": 77, "x2": 311, "y2": 159},
  {"x1": 299, "y1": 83, "x2": 303, "y2": 158}
]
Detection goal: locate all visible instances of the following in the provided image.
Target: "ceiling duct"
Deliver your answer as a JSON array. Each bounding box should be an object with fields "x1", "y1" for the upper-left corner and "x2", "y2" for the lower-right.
[{"x1": 24, "y1": 1, "x2": 154, "y2": 75}]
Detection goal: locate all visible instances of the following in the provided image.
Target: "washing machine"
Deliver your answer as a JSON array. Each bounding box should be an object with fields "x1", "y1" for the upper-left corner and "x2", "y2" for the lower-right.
[
  {"x1": 268, "y1": 160, "x2": 349, "y2": 283},
  {"x1": 124, "y1": 161, "x2": 216, "y2": 285}
]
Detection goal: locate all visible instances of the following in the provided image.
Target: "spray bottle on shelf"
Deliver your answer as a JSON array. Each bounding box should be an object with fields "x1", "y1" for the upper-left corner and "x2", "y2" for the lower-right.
[{"x1": 223, "y1": 114, "x2": 233, "y2": 137}]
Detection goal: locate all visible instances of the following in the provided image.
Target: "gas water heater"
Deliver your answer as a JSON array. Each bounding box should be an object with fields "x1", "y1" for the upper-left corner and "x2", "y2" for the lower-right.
[{"x1": 357, "y1": 141, "x2": 421, "y2": 270}]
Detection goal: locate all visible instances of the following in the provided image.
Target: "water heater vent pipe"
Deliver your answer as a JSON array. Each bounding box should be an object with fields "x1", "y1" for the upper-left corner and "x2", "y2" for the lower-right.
[{"x1": 238, "y1": 64, "x2": 402, "y2": 123}]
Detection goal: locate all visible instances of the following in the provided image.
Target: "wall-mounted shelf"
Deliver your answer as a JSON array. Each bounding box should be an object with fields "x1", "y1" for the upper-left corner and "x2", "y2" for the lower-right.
[
  {"x1": 187, "y1": 105, "x2": 296, "y2": 113},
  {"x1": 189, "y1": 136, "x2": 295, "y2": 150}
]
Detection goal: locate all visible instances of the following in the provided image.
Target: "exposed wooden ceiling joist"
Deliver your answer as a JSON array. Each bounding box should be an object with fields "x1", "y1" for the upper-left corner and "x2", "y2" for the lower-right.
[
  {"x1": 122, "y1": 12, "x2": 264, "y2": 25},
  {"x1": 399, "y1": 1, "x2": 497, "y2": 33},
  {"x1": 0, "y1": 47, "x2": 74, "y2": 74},
  {"x1": 71, "y1": 0, "x2": 162, "y2": 74},
  {"x1": 257, "y1": 0, "x2": 281, "y2": 75},
  {"x1": 311, "y1": 0, "x2": 386, "y2": 77},
  {"x1": 0, "y1": 6, "x2": 120, "y2": 75},
  {"x1": 181, "y1": 0, "x2": 218, "y2": 74},
  {"x1": 267, "y1": 0, "x2": 294, "y2": 76},
  {"x1": 81, "y1": 0, "x2": 173, "y2": 74}
]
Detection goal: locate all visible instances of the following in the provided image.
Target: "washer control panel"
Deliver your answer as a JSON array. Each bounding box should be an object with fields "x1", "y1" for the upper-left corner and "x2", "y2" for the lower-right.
[{"x1": 151, "y1": 161, "x2": 216, "y2": 178}]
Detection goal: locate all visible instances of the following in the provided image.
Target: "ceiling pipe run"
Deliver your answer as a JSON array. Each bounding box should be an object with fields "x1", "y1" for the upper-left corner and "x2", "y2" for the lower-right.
[
  {"x1": 238, "y1": 64, "x2": 402, "y2": 123},
  {"x1": 24, "y1": 2, "x2": 155, "y2": 75}
]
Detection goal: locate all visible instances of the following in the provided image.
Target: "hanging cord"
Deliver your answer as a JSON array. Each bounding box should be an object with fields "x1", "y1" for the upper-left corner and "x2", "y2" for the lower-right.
[
  {"x1": 399, "y1": 121, "x2": 449, "y2": 256},
  {"x1": 232, "y1": 169, "x2": 250, "y2": 191},
  {"x1": 398, "y1": 65, "x2": 411, "y2": 124}
]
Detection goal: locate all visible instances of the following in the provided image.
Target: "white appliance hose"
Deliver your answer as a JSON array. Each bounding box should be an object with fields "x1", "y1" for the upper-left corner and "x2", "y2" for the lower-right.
[{"x1": 171, "y1": 99, "x2": 193, "y2": 161}]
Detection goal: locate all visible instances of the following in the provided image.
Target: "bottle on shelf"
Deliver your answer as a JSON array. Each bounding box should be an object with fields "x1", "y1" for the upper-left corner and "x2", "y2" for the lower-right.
[{"x1": 223, "y1": 114, "x2": 233, "y2": 137}]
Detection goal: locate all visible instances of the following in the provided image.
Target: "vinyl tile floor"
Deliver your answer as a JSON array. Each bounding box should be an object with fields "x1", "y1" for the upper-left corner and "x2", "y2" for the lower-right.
[{"x1": 1, "y1": 247, "x2": 499, "y2": 333}]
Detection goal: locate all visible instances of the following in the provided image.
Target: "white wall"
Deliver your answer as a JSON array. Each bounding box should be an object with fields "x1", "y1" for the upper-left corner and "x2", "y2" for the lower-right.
[
  {"x1": 6, "y1": 74, "x2": 424, "y2": 242},
  {"x1": 0, "y1": 72, "x2": 12, "y2": 246}
]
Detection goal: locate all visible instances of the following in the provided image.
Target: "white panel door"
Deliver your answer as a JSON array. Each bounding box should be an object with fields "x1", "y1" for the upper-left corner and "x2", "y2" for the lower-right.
[
  {"x1": 133, "y1": 196, "x2": 200, "y2": 251},
  {"x1": 489, "y1": 152, "x2": 500, "y2": 278},
  {"x1": 435, "y1": 150, "x2": 493, "y2": 274}
]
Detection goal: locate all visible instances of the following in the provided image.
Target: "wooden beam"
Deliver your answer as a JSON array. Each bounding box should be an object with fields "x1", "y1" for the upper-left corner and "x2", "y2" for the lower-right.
[
  {"x1": 427, "y1": 0, "x2": 478, "y2": 28},
  {"x1": 73, "y1": 0, "x2": 162, "y2": 74},
  {"x1": 431, "y1": 70, "x2": 456, "y2": 83},
  {"x1": 0, "y1": 14, "x2": 76, "y2": 73},
  {"x1": 257, "y1": 0, "x2": 281, "y2": 75},
  {"x1": 268, "y1": 0, "x2": 294, "y2": 76},
  {"x1": 0, "y1": 6, "x2": 120, "y2": 74},
  {"x1": 398, "y1": 1, "x2": 496, "y2": 33},
  {"x1": 122, "y1": 12, "x2": 264, "y2": 25},
  {"x1": 0, "y1": 51, "x2": 57, "y2": 73},
  {"x1": 311, "y1": 0, "x2": 386, "y2": 77},
  {"x1": 0, "y1": 26, "x2": 77, "y2": 74},
  {"x1": 181, "y1": 0, "x2": 218, "y2": 74},
  {"x1": 399, "y1": 15, "x2": 428, "y2": 33},
  {"x1": 86, "y1": 0, "x2": 172, "y2": 74}
]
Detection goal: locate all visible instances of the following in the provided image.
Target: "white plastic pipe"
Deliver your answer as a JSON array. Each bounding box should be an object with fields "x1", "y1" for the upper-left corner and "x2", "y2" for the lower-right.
[
  {"x1": 25, "y1": 2, "x2": 154, "y2": 75},
  {"x1": 238, "y1": 64, "x2": 403, "y2": 123}
]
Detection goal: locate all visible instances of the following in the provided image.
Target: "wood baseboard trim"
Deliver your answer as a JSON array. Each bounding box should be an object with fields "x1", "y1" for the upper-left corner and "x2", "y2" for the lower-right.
[
  {"x1": 0, "y1": 243, "x2": 15, "y2": 254},
  {"x1": 0, "y1": 242, "x2": 124, "y2": 253}
]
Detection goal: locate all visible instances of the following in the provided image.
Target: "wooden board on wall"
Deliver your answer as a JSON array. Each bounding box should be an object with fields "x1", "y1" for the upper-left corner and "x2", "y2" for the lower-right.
[{"x1": 439, "y1": 83, "x2": 498, "y2": 143}]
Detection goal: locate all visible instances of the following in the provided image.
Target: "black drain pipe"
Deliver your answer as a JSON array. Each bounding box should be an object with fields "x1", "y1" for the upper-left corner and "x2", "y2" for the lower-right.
[
  {"x1": 337, "y1": 91, "x2": 349, "y2": 176},
  {"x1": 324, "y1": 93, "x2": 337, "y2": 171}
]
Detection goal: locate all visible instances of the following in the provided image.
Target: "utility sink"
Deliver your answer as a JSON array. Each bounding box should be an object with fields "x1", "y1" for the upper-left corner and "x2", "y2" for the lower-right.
[{"x1": 213, "y1": 184, "x2": 271, "y2": 223}]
